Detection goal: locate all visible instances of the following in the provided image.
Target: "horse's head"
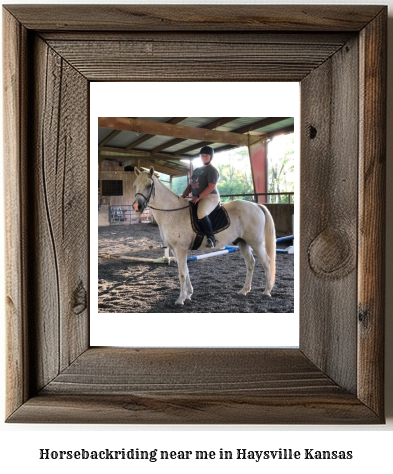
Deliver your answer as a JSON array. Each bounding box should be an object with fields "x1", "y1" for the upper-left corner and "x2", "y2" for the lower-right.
[{"x1": 133, "y1": 167, "x2": 155, "y2": 213}]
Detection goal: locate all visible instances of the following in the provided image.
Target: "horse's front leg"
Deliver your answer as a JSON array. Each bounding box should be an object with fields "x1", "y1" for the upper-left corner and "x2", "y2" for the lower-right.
[{"x1": 174, "y1": 247, "x2": 193, "y2": 305}]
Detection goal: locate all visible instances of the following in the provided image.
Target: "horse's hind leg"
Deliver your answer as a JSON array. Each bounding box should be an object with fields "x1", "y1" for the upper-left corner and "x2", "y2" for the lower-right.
[
  {"x1": 252, "y1": 244, "x2": 273, "y2": 296},
  {"x1": 238, "y1": 241, "x2": 255, "y2": 296},
  {"x1": 173, "y1": 247, "x2": 193, "y2": 305}
]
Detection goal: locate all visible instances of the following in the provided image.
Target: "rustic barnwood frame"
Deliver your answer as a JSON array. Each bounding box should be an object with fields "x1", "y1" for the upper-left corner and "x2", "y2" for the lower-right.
[{"x1": 3, "y1": 5, "x2": 386, "y2": 423}]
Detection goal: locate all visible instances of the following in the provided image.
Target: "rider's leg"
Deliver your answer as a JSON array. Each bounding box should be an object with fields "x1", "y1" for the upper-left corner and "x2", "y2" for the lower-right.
[
  {"x1": 198, "y1": 215, "x2": 216, "y2": 248},
  {"x1": 197, "y1": 194, "x2": 220, "y2": 248}
]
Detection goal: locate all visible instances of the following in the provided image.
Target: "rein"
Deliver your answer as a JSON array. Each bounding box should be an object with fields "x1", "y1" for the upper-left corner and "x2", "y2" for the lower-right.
[
  {"x1": 134, "y1": 177, "x2": 192, "y2": 212},
  {"x1": 149, "y1": 204, "x2": 192, "y2": 212}
]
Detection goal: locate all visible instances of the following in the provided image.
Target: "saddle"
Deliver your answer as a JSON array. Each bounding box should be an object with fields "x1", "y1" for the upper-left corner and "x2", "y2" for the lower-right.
[{"x1": 189, "y1": 203, "x2": 230, "y2": 250}]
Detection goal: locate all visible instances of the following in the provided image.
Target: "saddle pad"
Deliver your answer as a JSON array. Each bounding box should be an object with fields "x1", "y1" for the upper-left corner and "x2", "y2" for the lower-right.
[{"x1": 190, "y1": 203, "x2": 230, "y2": 250}]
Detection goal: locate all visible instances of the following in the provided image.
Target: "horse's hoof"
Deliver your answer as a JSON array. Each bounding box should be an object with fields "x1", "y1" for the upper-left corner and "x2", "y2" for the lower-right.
[
  {"x1": 175, "y1": 299, "x2": 185, "y2": 305},
  {"x1": 263, "y1": 290, "x2": 272, "y2": 297},
  {"x1": 238, "y1": 288, "x2": 250, "y2": 296}
]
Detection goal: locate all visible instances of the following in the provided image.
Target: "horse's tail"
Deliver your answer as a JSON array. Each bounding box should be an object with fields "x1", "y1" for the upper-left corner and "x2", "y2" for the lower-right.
[{"x1": 258, "y1": 204, "x2": 276, "y2": 287}]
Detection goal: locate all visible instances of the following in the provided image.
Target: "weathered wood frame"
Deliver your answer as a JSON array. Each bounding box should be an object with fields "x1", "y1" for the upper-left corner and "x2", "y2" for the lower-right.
[{"x1": 3, "y1": 5, "x2": 386, "y2": 424}]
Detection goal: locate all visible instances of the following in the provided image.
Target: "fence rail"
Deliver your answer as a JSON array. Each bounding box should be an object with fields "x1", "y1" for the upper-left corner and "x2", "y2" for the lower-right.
[
  {"x1": 109, "y1": 205, "x2": 151, "y2": 225},
  {"x1": 220, "y1": 192, "x2": 294, "y2": 204}
]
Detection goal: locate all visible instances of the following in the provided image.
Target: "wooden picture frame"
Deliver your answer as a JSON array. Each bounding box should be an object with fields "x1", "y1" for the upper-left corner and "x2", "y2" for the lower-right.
[{"x1": 3, "y1": 5, "x2": 386, "y2": 424}]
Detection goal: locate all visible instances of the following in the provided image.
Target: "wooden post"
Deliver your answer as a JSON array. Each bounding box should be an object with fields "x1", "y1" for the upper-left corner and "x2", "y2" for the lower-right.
[
  {"x1": 98, "y1": 151, "x2": 103, "y2": 204},
  {"x1": 248, "y1": 138, "x2": 267, "y2": 203},
  {"x1": 188, "y1": 159, "x2": 194, "y2": 192}
]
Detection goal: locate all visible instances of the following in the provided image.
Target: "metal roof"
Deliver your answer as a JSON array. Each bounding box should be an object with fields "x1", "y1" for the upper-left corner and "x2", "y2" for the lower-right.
[{"x1": 99, "y1": 117, "x2": 294, "y2": 177}]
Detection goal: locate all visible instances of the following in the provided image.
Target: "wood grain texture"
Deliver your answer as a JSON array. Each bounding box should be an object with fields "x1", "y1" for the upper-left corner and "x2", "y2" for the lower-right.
[
  {"x1": 358, "y1": 9, "x2": 387, "y2": 417},
  {"x1": 7, "y1": 348, "x2": 379, "y2": 424},
  {"x1": 41, "y1": 31, "x2": 354, "y2": 43},
  {"x1": 28, "y1": 36, "x2": 89, "y2": 391},
  {"x1": 99, "y1": 117, "x2": 262, "y2": 146},
  {"x1": 3, "y1": 9, "x2": 30, "y2": 417},
  {"x1": 300, "y1": 37, "x2": 359, "y2": 394},
  {"x1": 47, "y1": 37, "x2": 348, "y2": 82},
  {"x1": 3, "y1": 4, "x2": 386, "y2": 424},
  {"x1": 9, "y1": 392, "x2": 379, "y2": 425},
  {"x1": 3, "y1": 5, "x2": 384, "y2": 31},
  {"x1": 45, "y1": 348, "x2": 339, "y2": 396}
]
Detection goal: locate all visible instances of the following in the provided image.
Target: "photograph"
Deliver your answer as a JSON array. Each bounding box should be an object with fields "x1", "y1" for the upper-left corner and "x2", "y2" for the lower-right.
[{"x1": 97, "y1": 117, "x2": 295, "y2": 314}]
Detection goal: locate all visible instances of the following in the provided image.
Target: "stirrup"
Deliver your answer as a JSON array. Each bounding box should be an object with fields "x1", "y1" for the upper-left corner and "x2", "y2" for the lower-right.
[{"x1": 206, "y1": 237, "x2": 215, "y2": 248}]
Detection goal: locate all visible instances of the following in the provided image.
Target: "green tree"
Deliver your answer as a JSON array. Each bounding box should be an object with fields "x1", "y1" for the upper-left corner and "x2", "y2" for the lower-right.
[
  {"x1": 171, "y1": 175, "x2": 188, "y2": 195},
  {"x1": 216, "y1": 148, "x2": 254, "y2": 202},
  {"x1": 267, "y1": 134, "x2": 294, "y2": 203}
]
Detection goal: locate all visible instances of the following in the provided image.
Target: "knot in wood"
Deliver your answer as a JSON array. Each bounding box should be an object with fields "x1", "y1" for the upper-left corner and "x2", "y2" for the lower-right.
[
  {"x1": 309, "y1": 125, "x2": 317, "y2": 139},
  {"x1": 73, "y1": 281, "x2": 87, "y2": 315},
  {"x1": 358, "y1": 306, "x2": 370, "y2": 326},
  {"x1": 308, "y1": 228, "x2": 355, "y2": 279}
]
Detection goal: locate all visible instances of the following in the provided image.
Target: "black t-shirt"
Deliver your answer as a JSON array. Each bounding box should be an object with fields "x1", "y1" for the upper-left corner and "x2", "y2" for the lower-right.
[{"x1": 191, "y1": 165, "x2": 219, "y2": 197}]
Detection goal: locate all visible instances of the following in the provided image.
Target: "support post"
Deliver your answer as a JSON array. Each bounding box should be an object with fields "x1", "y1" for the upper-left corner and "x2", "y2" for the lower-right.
[
  {"x1": 248, "y1": 138, "x2": 267, "y2": 203},
  {"x1": 98, "y1": 151, "x2": 103, "y2": 205},
  {"x1": 186, "y1": 159, "x2": 193, "y2": 196}
]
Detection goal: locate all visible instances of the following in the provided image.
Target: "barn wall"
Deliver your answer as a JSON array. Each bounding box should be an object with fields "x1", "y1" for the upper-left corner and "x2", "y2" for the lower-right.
[
  {"x1": 100, "y1": 170, "x2": 136, "y2": 206},
  {"x1": 264, "y1": 204, "x2": 294, "y2": 237},
  {"x1": 98, "y1": 205, "x2": 110, "y2": 226},
  {"x1": 101, "y1": 159, "x2": 123, "y2": 171}
]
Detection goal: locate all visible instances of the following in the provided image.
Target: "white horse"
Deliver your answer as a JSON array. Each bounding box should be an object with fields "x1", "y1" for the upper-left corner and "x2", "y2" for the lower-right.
[{"x1": 133, "y1": 167, "x2": 276, "y2": 305}]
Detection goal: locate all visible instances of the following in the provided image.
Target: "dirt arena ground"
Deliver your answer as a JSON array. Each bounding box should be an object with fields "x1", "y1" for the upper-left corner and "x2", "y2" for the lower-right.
[{"x1": 98, "y1": 224, "x2": 294, "y2": 313}]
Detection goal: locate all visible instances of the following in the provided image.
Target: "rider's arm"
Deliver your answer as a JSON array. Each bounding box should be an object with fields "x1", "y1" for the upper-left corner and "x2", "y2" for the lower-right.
[
  {"x1": 181, "y1": 184, "x2": 191, "y2": 198},
  {"x1": 192, "y1": 183, "x2": 216, "y2": 203},
  {"x1": 198, "y1": 182, "x2": 216, "y2": 199}
]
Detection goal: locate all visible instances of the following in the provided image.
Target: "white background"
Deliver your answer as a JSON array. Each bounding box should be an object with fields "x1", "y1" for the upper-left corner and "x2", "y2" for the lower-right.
[
  {"x1": 91, "y1": 82, "x2": 300, "y2": 348},
  {"x1": 1, "y1": 1, "x2": 392, "y2": 473}
]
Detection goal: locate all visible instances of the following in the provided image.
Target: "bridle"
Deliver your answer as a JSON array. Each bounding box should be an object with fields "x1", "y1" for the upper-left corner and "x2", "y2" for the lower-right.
[
  {"x1": 133, "y1": 177, "x2": 155, "y2": 210},
  {"x1": 133, "y1": 177, "x2": 192, "y2": 212}
]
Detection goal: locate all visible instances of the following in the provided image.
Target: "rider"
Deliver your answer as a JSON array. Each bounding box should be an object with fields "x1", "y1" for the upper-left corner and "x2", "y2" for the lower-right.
[{"x1": 181, "y1": 146, "x2": 220, "y2": 248}]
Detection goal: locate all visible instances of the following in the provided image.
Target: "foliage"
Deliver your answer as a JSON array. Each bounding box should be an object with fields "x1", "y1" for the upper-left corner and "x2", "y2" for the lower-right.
[
  {"x1": 215, "y1": 148, "x2": 254, "y2": 202},
  {"x1": 267, "y1": 134, "x2": 295, "y2": 203},
  {"x1": 171, "y1": 175, "x2": 188, "y2": 195}
]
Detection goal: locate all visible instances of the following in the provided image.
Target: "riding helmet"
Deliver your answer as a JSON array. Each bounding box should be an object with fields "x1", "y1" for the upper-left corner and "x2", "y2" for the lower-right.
[{"x1": 200, "y1": 146, "x2": 214, "y2": 158}]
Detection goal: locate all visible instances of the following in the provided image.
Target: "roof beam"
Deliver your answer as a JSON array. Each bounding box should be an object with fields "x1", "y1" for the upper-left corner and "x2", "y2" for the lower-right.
[
  {"x1": 98, "y1": 130, "x2": 121, "y2": 147},
  {"x1": 234, "y1": 117, "x2": 291, "y2": 134},
  {"x1": 99, "y1": 146, "x2": 185, "y2": 160},
  {"x1": 176, "y1": 119, "x2": 294, "y2": 156},
  {"x1": 125, "y1": 117, "x2": 187, "y2": 150},
  {"x1": 210, "y1": 125, "x2": 294, "y2": 155},
  {"x1": 127, "y1": 159, "x2": 189, "y2": 176},
  {"x1": 150, "y1": 117, "x2": 240, "y2": 153},
  {"x1": 98, "y1": 117, "x2": 262, "y2": 147},
  {"x1": 101, "y1": 156, "x2": 188, "y2": 176}
]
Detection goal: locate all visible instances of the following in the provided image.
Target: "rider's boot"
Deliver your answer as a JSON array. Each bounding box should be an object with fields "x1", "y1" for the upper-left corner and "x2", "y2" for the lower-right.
[{"x1": 198, "y1": 216, "x2": 216, "y2": 248}]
